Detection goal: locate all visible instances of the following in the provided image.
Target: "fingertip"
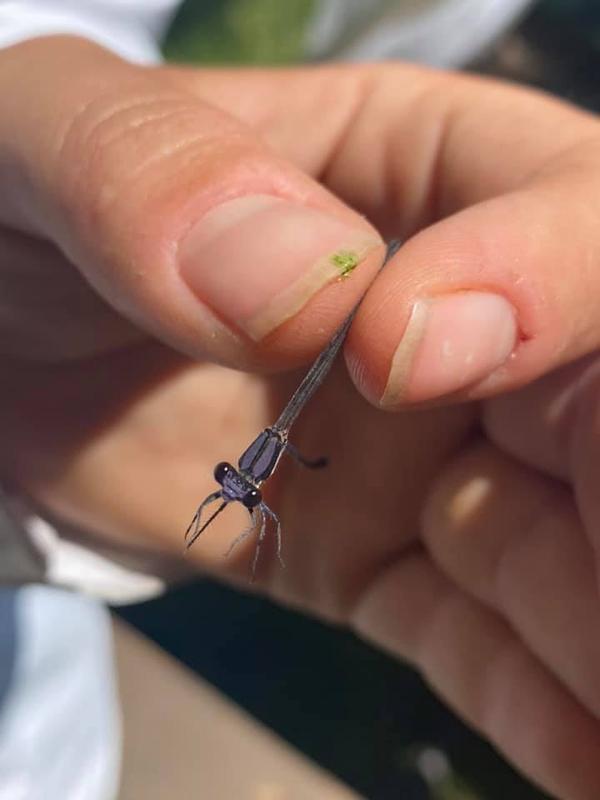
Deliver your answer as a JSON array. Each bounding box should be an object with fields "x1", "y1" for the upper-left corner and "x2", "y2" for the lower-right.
[{"x1": 346, "y1": 195, "x2": 570, "y2": 408}]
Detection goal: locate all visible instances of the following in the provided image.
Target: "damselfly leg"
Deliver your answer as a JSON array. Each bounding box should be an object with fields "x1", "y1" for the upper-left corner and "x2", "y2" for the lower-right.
[
  {"x1": 184, "y1": 491, "x2": 225, "y2": 549},
  {"x1": 251, "y1": 505, "x2": 268, "y2": 580},
  {"x1": 285, "y1": 441, "x2": 328, "y2": 469},
  {"x1": 222, "y1": 502, "x2": 283, "y2": 581},
  {"x1": 224, "y1": 509, "x2": 258, "y2": 558},
  {"x1": 261, "y1": 503, "x2": 283, "y2": 568}
]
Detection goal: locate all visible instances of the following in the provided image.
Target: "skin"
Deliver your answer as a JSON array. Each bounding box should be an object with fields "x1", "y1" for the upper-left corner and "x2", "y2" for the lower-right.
[{"x1": 2, "y1": 35, "x2": 600, "y2": 798}]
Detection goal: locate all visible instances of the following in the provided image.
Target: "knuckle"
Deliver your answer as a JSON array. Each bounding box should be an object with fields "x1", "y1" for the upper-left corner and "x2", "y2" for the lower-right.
[
  {"x1": 54, "y1": 86, "x2": 188, "y2": 219},
  {"x1": 53, "y1": 80, "x2": 255, "y2": 237}
]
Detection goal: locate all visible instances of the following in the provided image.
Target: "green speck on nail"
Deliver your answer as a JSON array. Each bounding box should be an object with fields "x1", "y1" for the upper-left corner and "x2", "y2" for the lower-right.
[{"x1": 330, "y1": 249, "x2": 360, "y2": 278}]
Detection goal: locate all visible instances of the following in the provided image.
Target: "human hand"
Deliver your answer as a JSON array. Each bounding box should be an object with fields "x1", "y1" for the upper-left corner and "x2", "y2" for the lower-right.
[{"x1": 2, "y1": 36, "x2": 600, "y2": 799}]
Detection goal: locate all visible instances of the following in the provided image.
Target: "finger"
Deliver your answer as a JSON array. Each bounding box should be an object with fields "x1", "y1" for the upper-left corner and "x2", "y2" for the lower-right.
[
  {"x1": 483, "y1": 355, "x2": 600, "y2": 480},
  {"x1": 484, "y1": 355, "x2": 600, "y2": 582},
  {"x1": 348, "y1": 129, "x2": 600, "y2": 406},
  {"x1": 0, "y1": 37, "x2": 383, "y2": 365},
  {"x1": 173, "y1": 64, "x2": 593, "y2": 219},
  {"x1": 352, "y1": 552, "x2": 600, "y2": 800},
  {"x1": 422, "y1": 441, "x2": 600, "y2": 721},
  {"x1": 183, "y1": 65, "x2": 600, "y2": 405}
]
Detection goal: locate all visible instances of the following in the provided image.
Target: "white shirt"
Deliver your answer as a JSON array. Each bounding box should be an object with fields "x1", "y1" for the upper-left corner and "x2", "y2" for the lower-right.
[
  {"x1": 0, "y1": 0, "x2": 537, "y2": 68},
  {"x1": 0, "y1": 0, "x2": 179, "y2": 63}
]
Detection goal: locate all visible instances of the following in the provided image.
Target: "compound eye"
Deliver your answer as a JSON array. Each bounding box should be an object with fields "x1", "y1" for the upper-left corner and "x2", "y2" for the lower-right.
[
  {"x1": 242, "y1": 488, "x2": 262, "y2": 509},
  {"x1": 214, "y1": 462, "x2": 233, "y2": 484}
]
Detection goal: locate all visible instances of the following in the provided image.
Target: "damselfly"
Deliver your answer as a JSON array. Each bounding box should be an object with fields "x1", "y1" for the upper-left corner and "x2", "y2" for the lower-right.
[{"x1": 185, "y1": 240, "x2": 400, "y2": 578}]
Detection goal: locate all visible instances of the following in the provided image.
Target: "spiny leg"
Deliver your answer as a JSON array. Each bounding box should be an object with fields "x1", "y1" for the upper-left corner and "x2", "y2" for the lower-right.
[
  {"x1": 224, "y1": 509, "x2": 258, "y2": 559},
  {"x1": 261, "y1": 503, "x2": 284, "y2": 568},
  {"x1": 184, "y1": 491, "x2": 223, "y2": 548},
  {"x1": 285, "y1": 441, "x2": 327, "y2": 469},
  {"x1": 250, "y1": 506, "x2": 268, "y2": 582}
]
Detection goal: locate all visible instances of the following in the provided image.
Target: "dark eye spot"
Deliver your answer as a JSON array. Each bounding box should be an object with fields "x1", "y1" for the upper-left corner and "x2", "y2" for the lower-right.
[
  {"x1": 242, "y1": 488, "x2": 262, "y2": 509},
  {"x1": 214, "y1": 462, "x2": 233, "y2": 484}
]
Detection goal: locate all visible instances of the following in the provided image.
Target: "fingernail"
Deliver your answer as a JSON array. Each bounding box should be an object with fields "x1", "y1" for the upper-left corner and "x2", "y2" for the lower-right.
[
  {"x1": 179, "y1": 194, "x2": 381, "y2": 340},
  {"x1": 381, "y1": 291, "x2": 517, "y2": 404}
]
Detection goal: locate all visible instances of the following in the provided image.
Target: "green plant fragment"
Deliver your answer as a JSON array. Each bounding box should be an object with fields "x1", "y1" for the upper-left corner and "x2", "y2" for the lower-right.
[{"x1": 330, "y1": 250, "x2": 360, "y2": 278}]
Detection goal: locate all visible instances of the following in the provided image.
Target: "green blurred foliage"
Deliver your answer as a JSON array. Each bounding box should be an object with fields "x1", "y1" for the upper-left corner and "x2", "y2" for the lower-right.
[{"x1": 164, "y1": 0, "x2": 315, "y2": 64}]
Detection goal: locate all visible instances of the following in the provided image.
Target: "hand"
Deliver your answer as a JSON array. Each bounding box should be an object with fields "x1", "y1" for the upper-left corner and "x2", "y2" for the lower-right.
[{"x1": 2, "y1": 36, "x2": 600, "y2": 799}]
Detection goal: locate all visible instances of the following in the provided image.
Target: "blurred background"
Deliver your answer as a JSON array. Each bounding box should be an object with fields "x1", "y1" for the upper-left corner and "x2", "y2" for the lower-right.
[{"x1": 118, "y1": 2, "x2": 600, "y2": 798}]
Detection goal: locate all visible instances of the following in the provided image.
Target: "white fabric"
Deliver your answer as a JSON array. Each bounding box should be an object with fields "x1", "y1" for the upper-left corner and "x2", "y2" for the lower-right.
[
  {"x1": 0, "y1": 587, "x2": 120, "y2": 800},
  {"x1": 0, "y1": 0, "x2": 179, "y2": 63},
  {"x1": 305, "y1": 0, "x2": 537, "y2": 66},
  {"x1": 26, "y1": 514, "x2": 166, "y2": 605}
]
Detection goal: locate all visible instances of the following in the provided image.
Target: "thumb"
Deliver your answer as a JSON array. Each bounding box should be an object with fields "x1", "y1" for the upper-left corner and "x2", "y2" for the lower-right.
[{"x1": 0, "y1": 36, "x2": 383, "y2": 366}]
